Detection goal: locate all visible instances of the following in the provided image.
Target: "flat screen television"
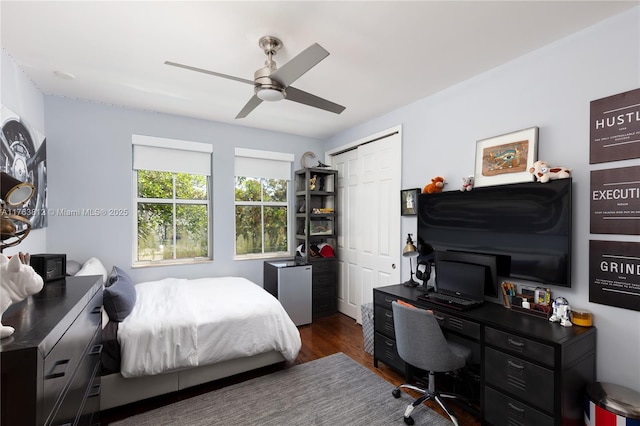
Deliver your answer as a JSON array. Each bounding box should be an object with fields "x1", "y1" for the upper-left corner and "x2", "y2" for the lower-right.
[{"x1": 417, "y1": 178, "x2": 572, "y2": 287}]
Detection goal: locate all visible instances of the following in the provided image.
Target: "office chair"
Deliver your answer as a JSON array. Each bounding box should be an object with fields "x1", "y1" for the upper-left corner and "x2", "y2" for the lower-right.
[{"x1": 391, "y1": 301, "x2": 472, "y2": 426}]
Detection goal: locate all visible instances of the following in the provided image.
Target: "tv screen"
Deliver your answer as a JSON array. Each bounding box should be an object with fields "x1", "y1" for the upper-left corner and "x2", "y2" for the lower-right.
[
  {"x1": 435, "y1": 250, "x2": 499, "y2": 297},
  {"x1": 417, "y1": 179, "x2": 572, "y2": 287}
]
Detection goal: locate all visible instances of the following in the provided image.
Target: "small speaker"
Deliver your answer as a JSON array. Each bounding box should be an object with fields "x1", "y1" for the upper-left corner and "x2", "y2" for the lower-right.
[{"x1": 31, "y1": 254, "x2": 67, "y2": 282}]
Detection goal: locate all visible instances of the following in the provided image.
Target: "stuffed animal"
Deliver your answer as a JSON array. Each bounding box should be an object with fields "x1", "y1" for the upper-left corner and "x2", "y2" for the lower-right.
[
  {"x1": 0, "y1": 253, "x2": 44, "y2": 339},
  {"x1": 423, "y1": 176, "x2": 445, "y2": 194},
  {"x1": 529, "y1": 161, "x2": 571, "y2": 183},
  {"x1": 460, "y1": 175, "x2": 474, "y2": 192}
]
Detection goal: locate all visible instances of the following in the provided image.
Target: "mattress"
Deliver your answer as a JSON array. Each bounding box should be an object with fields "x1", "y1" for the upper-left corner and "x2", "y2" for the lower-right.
[{"x1": 116, "y1": 276, "x2": 301, "y2": 378}]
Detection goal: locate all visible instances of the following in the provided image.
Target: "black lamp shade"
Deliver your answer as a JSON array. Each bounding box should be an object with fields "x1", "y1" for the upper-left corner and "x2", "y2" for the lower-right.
[{"x1": 1, "y1": 172, "x2": 35, "y2": 207}]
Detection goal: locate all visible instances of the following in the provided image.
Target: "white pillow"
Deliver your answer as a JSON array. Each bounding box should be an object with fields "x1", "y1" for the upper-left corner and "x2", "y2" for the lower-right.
[{"x1": 75, "y1": 257, "x2": 108, "y2": 285}]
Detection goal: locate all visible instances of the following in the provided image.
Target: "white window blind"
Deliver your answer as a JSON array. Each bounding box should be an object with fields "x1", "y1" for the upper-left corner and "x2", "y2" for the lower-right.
[
  {"x1": 133, "y1": 134, "x2": 213, "y2": 175},
  {"x1": 234, "y1": 148, "x2": 294, "y2": 180}
]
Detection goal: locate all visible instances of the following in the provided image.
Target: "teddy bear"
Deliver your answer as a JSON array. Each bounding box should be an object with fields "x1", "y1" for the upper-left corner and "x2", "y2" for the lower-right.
[
  {"x1": 460, "y1": 175, "x2": 474, "y2": 191},
  {"x1": 528, "y1": 160, "x2": 571, "y2": 183},
  {"x1": 1, "y1": 253, "x2": 44, "y2": 338},
  {"x1": 423, "y1": 176, "x2": 445, "y2": 194}
]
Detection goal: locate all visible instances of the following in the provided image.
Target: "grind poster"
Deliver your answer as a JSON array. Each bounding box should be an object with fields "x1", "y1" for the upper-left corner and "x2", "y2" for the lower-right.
[
  {"x1": 589, "y1": 240, "x2": 640, "y2": 311},
  {"x1": 590, "y1": 88, "x2": 640, "y2": 164},
  {"x1": 590, "y1": 165, "x2": 640, "y2": 235}
]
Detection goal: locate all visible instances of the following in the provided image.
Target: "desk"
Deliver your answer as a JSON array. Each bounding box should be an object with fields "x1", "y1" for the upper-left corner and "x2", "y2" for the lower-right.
[{"x1": 373, "y1": 284, "x2": 596, "y2": 426}]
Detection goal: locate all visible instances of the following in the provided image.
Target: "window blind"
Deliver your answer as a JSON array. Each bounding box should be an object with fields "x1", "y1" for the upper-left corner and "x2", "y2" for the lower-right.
[
  {"x1": 234, "y1": 148, "x2": 294, "y2": 180},
  {"x1": 133, "y1": 134, "x2": 213, "y2": 175}
]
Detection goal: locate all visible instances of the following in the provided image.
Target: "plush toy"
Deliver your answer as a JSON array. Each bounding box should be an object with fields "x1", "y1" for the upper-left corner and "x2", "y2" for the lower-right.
[
  {"x1": 529, "y1": 161, "x2": 571, "y2": 183},
  {"x1": 0, "y1": 253, "x2": 44, "y2": 339},
  {"x1": 460, "y1": 175, "x2": 474, "y2": 192},
  {"x1": 423, "y1": 176, "x2": 445, "y2": 194}
]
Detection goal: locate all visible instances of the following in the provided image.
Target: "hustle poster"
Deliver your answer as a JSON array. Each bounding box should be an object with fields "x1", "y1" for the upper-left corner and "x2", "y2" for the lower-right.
[
  {"x1": 590, "y1": 88, "x2": 640, "y2": 164},
  {"x1": 589, "y1": 240, "x2": 640, "y2": 311},
  {"x1": 590, "y1": 165, "x2": 640, "y2": 235}
]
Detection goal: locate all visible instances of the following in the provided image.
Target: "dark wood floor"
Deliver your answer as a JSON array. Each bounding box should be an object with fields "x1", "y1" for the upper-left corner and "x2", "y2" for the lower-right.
[{"x1": 101, "y1": 312, "x2": 481, "y2": 425}]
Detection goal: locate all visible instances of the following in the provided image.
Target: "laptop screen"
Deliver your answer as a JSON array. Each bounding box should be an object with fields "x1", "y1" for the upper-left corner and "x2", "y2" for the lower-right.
[{"x1": 435, "y1": 259, "x2": 486, "y2": 301}]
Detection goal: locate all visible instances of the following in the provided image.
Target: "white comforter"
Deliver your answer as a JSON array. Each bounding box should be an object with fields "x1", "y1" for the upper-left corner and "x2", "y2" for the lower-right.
[{"x1": 117, "y1": 276, "x2": 301, "y2": 378}]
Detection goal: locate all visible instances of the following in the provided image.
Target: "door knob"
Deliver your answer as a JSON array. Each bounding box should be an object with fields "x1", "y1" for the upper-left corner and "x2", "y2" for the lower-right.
[{"x1": 392, "y1": 264, "x2": 396, "y2": 269}]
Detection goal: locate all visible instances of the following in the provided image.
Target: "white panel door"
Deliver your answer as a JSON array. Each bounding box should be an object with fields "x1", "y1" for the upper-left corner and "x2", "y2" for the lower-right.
[{"x1": 331, "y1": 131, "x2": 401, "y2": 323}]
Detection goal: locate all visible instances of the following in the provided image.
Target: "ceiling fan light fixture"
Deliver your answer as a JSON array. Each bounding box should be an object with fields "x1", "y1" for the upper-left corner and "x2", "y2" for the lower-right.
[{"x1": 256, "y1": 86, "x2": 286, "y2": 102}]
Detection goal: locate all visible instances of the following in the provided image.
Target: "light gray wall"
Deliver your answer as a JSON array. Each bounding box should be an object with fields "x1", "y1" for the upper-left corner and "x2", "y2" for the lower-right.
[
  {"x1": 43, "y1": 97, "x2": 323, "y2": 285},
  {"x1": 1, "y1": 48, "x2": 47, "y2": 253},
  {"x1": 325, "y1": 7, "x2": 640, "y2": 391}
]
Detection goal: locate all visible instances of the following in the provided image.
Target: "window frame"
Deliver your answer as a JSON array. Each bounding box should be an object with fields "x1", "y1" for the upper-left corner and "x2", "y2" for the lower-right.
[{"x1": 132, "y1": 135, "x2": 213, "y2": 267}]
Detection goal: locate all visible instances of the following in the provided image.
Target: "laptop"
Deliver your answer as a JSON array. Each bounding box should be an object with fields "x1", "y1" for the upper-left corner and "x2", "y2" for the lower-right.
[{"x1": 419, "y1": 259, "x2": 486, "y2": 311}]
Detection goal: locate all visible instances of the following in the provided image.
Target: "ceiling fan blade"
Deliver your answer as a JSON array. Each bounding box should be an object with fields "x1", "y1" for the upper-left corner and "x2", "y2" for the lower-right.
[
  {"x1": 269, "y1": 43, "x2": 329, "y2": 87},
  {"x1": 165, "y1": 61, "x2": 254, "y2": 85},
  {"x1": 235, "y1": 95, "x2": 263, "y2": 119},
  {"x1": 285, "y1": 86, "x2": 345, "y2": 115}
]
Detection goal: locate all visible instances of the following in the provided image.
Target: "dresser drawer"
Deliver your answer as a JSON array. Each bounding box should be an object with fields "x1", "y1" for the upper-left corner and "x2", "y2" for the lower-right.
[
  {"x1": 312, "y1": 261, "x2": 336, "y2": 275},
  {"x1": 374, "y1": 292, "x2": 398, "y2": 310},
  {"x1": 485, "y1": 347, "x2": 555, "y2": 412},
  {"x1": 312, "y1": 296, "x2": 336, "y2": 318},
  {"x1": 484, "y1": 386, "x2": 554, "y2": 426},
  {"x1": 485, "y1": 327, "x2": 554, "y2": 367},
  {"x1": 43, "y1": 289, "x2": 102, "y2": 421},
  {"x1": 312, "y1": 271, "x2": 335, "y2": 287},
  {"x1": 374, "y1": 305, "x2": 395, "y2": 339},
  {"x1": 432, "y1": 310, "x2": 480, "y2": 340},
  {"x1": 374, "y1": 332, "x2": 405, "y2": 372},
  {"x1": 312, "y1": 283, "x2": 335, "y2": 299}
]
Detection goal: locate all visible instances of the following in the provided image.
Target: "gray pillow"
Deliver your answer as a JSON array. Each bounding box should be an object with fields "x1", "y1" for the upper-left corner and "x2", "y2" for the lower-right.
[{"x1": 103, "y1": 266, "x2": 136, "y2": 322}]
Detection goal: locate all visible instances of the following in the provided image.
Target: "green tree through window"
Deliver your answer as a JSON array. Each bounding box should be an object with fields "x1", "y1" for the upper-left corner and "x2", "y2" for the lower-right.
[
  {"x1": 235, "y1": 177, "x2": 288, "y2": 256},
  {"x1": 136, "y1": 170, "x2": 209, "y2": 263}
]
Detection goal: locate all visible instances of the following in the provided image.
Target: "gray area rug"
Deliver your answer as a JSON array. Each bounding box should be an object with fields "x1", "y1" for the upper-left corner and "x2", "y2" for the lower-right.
[{"x1": 110, "y1": 352, "x2": 452, "y2": 425}]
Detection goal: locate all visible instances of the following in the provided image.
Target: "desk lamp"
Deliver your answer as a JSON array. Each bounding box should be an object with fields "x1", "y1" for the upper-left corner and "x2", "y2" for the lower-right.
[
  {"x1": 1, "y1": 172, "x2": 36, "y2": 252},
  {"x1": 402, "y1": 233, "x2": 419, "y2": 287}
]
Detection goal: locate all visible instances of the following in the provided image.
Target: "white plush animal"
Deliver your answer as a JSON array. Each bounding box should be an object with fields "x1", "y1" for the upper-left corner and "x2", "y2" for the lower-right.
[
  {"x1": 1, "y1": 253, "x2": 44, "y2": 338},
  {"x1": 460, "y1": 175, "x2": 474, "y2": 191},
  {"x1": 529, "y1": 160, "x2": 571, "y2": 183}
]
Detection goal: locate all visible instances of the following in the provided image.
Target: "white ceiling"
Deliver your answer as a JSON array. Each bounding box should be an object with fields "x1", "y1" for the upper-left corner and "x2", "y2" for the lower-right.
[{"x1": 1, "y1": 1, "x2": 637, "y2": 140}]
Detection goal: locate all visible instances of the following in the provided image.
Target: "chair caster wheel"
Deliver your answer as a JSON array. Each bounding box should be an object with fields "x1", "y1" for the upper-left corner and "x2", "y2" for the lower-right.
[
  {"x1": 392, "y1": 388, "x2": 401, "y2": 398},
  {"x1": 403, "y1": 416, "x2": 415, "y2": 425}
]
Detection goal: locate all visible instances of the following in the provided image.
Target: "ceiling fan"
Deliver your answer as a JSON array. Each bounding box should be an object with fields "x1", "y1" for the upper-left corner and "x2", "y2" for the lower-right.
[{"x1": 165, "y1": 36, "x2": 346, "y2": 119}]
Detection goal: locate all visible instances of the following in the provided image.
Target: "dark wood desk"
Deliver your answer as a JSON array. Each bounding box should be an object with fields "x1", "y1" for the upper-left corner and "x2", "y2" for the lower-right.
[{"x1": 373, "y1": 284, "x2": 596, "y2": 426}]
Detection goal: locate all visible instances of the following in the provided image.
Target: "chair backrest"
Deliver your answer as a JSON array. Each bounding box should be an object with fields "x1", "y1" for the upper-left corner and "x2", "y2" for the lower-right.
[{"x1": 391, "y1": 301, "x2": 465, "y2": 373}]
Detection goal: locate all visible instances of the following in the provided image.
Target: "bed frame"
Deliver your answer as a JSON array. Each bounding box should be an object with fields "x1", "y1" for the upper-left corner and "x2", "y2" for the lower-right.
[{"x1": 100, "y1": 351, "x2": 286, "y2": 410}]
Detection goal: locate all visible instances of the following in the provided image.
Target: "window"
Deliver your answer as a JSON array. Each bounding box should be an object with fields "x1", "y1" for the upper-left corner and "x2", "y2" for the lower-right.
[
  {"x1": 132, "y1": 135, "x2": 213, "y2": 265},
  {"x1": 234, "y1": 148, "x2": 294, "y2": 258}
]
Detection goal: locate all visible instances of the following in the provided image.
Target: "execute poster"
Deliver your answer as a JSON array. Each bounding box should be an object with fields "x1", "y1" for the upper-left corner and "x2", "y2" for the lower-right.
[
  {"x1": 589, "y1": 240, "x2": 640, "y2": 311},
  {"x1": 590, "y1": 165, "x2": 640, "y2": 235},
  {"x1": 590, "y1": 88, "x2": 640, "y2": 164}
]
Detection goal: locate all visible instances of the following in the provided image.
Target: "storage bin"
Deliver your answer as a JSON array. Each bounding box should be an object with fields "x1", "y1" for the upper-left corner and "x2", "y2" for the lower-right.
[
  {"x1": 361, "y1": 302, "x2": 374, "y2": 355},
  {"x1": 585, "y1": 382, "x2": 640, "y2": 425}
]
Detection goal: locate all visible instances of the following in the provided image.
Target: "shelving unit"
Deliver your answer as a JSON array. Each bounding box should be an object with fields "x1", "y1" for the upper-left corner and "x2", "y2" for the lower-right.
[{"x1": 295, "y1": 167, "x2": 338, "y2": 318}]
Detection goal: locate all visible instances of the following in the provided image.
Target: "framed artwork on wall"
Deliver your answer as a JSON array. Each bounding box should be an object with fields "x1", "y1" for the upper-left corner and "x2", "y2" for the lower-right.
[
  {"x1": 400, "y1": 188, "x2": 420, "y2": 216},
  {"x1": 474, "y1": 126, "x2": 538, "y2": 187}
]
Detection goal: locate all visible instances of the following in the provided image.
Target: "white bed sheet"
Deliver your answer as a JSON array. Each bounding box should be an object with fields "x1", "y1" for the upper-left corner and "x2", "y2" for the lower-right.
[{"x1": 117, "y1": 276, "x2": 301, "y2": 378}]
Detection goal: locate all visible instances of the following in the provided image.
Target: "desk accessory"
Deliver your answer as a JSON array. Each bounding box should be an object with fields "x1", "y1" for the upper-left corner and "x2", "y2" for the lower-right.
[
  {"x1": 30, "y1": 254, "x2": 67, "y2": 282},
  {"x1": 402, "y1": 234, "x2": 419, "y2": 287}
]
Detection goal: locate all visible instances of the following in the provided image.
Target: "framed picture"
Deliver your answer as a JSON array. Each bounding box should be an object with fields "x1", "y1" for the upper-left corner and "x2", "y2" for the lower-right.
[
  {"x1": 401, "y1": 188, "x2": 420, "y2": 216},
  {"x1": 474, "y1": 127, "x2": 538, "y2": 187}
]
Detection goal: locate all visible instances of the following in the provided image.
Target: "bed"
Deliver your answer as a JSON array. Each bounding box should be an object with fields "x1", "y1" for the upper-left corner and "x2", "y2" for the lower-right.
[{"x1": 74, "y1": 259, "x2": 302, "y2": 410}]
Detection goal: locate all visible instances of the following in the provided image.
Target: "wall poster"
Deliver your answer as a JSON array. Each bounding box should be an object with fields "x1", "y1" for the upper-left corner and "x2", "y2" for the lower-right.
[
  {"x1": 590, "y1": 165, "x2": 640, "y2": 235},
  {"x1": 590, "y1": 87, "x2": 640, "y2": 164},
  {"x1": 589, "y1": 240, "x2": 640, "y2": 311},
  {"x1": 1, "y1": 106, "x2": 48, "y2": 229}
]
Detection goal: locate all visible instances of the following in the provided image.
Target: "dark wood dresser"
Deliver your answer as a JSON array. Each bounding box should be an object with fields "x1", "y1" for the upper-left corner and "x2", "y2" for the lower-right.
[{"x1": 1, "y1": 275, "x2": 103, "y2": 426}]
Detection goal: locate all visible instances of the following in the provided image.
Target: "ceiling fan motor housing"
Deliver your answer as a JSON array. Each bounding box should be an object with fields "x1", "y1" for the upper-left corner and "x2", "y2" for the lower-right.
[{"x1": 254, "y1": 37, "x2": 286, "y2": 101}]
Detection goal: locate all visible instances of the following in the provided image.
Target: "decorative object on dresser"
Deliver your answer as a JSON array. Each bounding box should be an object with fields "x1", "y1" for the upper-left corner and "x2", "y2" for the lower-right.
[
  {"x1": 0, "y1": 252, "x2": 44, "y2": 338},
  {"x1": 0, "y1": 171, "x2": 36, "y2": 251},
  {"x1": 30, "y1": 253, "x2": 67, "y2": 282},
  {"x1": 295, "y1": 167, "x2": 338, "y2": 318},
  {"x1": 0, "y1": 275, "x2": 103, "y2": 426}
]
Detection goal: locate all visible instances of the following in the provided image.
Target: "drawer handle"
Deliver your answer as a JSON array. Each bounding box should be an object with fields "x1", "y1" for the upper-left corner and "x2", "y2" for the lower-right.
[
  {"x1": 91, "y1": 306, "x2": 102, "y2": 315},
  {"x1": 434, "y1": 314, "x2": 445, "y2": 322},
  {"x1": 384, "y1": 297, "x2": 395, "y2": 303},
  {"x1": 507, "y1": 337, "x2": 525, "y2": 348},
  {"x1": 508, "y1": 402, "x2": 525, "y2": 414},
  {"x1": 508, "y1": 360, "x2": 525, "y2": 370},
  {"x1": 385, "y1": 340, "x2": 394, "y2": 347},
  {"x1": 88, "y1": 383, "x2": 101, "y2": 398},
  {"x1": 45, "y1": 359, "x2": 70, "y2": 379},
  {"x1": 385, "y1": 312, "x2": 393, "y2": 318},
  {"x1": 89, "y1": 344, "x2": 103, "y2": 356}
]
